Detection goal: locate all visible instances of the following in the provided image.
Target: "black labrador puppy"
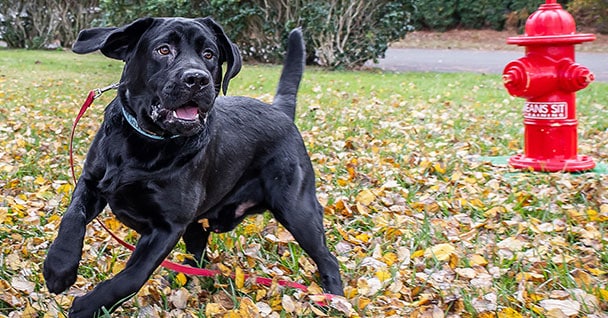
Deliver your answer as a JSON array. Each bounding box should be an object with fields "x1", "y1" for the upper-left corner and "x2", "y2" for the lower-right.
[{"x1": 43, "y1": 17, "x2": 343, "y2": 317}]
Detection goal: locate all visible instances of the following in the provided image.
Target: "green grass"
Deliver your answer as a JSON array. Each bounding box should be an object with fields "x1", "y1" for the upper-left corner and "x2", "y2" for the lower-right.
[{"x1": 1, "y1": 49, "x2": 608, "y2": 317}]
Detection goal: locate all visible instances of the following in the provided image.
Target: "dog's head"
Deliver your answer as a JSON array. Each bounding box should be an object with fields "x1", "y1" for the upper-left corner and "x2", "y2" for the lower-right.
[{"x1": 72, "y1": 17, "x2": 242, "y2": 137}]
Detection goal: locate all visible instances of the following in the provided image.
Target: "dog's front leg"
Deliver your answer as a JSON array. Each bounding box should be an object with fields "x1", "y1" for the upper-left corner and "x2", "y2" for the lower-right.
[
  {"x1": 68, "y1": 226, "x2": 185, "y2": 318},
  {"x1": 44, "y1": 180, "x2": 106, "y2": 294}
]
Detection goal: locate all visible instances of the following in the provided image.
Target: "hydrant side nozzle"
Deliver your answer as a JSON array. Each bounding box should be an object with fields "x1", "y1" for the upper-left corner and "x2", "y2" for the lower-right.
[
  {"x1": 503, "y1": 60, "x2": 529, "y2": 97},
  {"x1": 558, "y1": 61, "x2": 594, "y2": 92}
]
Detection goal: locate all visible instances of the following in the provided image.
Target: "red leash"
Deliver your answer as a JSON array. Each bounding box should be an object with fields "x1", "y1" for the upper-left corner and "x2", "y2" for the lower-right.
[{"x1": 69, "y1": 86, "x2": 335, "y2": 305}]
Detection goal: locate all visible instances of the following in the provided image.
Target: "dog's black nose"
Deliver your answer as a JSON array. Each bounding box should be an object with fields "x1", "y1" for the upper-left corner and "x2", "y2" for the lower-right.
[{"x1": 182, "y1": 70, "x2": 210, "y2": 89}]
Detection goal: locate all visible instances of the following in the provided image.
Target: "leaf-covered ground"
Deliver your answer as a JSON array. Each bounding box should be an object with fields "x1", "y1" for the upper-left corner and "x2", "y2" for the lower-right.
[{"x1": 1, "y1": 50, "x2": 607, "y2": 317}]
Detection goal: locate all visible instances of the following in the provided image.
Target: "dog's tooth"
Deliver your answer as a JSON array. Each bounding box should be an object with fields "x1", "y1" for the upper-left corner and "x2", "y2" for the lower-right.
[{"x1": 172, "y1": 110, "x2": 178, "y2": 118}]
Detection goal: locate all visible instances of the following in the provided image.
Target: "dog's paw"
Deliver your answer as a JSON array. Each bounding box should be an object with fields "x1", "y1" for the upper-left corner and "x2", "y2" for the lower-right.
[
  {"x1": 43, "y1": 247, "x2": 79, "y2": 294},
  {"x1": 69, "y1": 295, "x2": 103, "y2": 318}
]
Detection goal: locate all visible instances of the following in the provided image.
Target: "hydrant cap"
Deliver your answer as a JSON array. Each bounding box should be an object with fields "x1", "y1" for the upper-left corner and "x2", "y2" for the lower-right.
[{"x1": 525, "y1": 2, "x2": 576, "y2": 36}]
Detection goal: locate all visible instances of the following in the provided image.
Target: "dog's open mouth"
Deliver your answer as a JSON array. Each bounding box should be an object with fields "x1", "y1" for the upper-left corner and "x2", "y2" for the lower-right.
[
  {"x1": 173, "y1": 101, "x2": 200, "y2": 121},
  {"x1": 150, "y1": 99, "x2": 209, "y2": 136}
]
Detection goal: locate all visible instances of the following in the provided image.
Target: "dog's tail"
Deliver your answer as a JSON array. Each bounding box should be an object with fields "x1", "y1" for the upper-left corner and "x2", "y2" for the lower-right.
[{"x1": 272, "y1": 28, "x2": 305, "y2": 121}]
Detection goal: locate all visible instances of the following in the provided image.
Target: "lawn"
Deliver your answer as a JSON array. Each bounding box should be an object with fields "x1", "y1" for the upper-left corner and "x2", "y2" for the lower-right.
[{"x1": 1, "y1": 49, "x2": 607, "y2": 317}]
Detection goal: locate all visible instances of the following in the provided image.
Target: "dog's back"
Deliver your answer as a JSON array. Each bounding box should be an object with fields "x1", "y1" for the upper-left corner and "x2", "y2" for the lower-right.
[{"x1": 272, "y1": 28, "x2": 305, "y2": 121}]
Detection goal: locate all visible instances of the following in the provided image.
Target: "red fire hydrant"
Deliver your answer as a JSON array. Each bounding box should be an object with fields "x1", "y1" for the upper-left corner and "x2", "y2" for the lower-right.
[{"x1": 502, "y1": 0, "x2": 596, "y2": 172}]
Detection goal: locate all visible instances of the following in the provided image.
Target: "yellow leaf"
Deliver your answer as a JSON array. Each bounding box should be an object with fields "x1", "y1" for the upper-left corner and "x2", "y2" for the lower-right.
[
  {"x1": 469, "y1": 254, "x2": 488, "y2": 266},
  {"x1": 337, "y1": 178, "x2": 349, "y2": 186},
  {"x1": 355, "y1": 233, "x2": 370, "y2": 243},
  {"x1": 515, "y1": 272, "x2": 544, "y2": 282},
  {"x1": 0, "y1": 207, "x2": 8, "y2": 224},
  {"x1": 375, "y1": 270, "x2": 391, "y2": 282},
  {"x1": 242, "y1": 222, "x2": 261, "y2": 236},
  {"x1": 587, "y1": 267, "x2": 607, "y2": 276},
  {"x1": 175, "y1": 272, "x2": 187, "y2": 286},
  {"x1": 587, "y1": 208, "x2": 608, "y2": 222},
  {"x1": 235, "y1": 266, "x2": 245, "y2": 289},
  {"x1": 255, "y1": 289, "x2": 266, "y2": 301},
  {"x1": 424, "y1": 243, "x2": 456, "y2": 261},
  {"x1": 205, "y1": 303, "x2": 225, "y2": 316},
  {"x1": 56, "y1": 183, "x2": 73, "y2": 195},
  {"x1": 433, "y1": 162, "x2": 446, "y2": 174},
  {"x1": 34, "y1": 175, "x2": 46, "y2": 185},
  {"x1": 22, "y1": 303, "x2": 38, "y2": 318},
  {"x1": 528, "y1": 293, "x2": 544, "y2": 302},
  {"x1": 104, "y1": 218, "x2": 122, "y2": 231},
  {"x1": 217, "y1": 263, "x2": 232, "y2": 276},
  {"x1": 223, "y1": 311, "x2": 240, "y2": 318},
  {"x1": 597, "y1": 289, "x2": 608, "y2": 300},
  {"x1": 484, "y1": 206, "x2": 506, "y2": 218},
  {"x1": 47, "y1": 214, "x2": 60, "y2": 223},
  {"x1": 358, "y1": 297, "x2": 372, "y2": 309},
  {"x1": 571, "y1": 269, "x2": 593, "y2": 287},
  {"x1": 449, "y1": 253, "x2": 459, "y2": 269},
  {"x1": 237, "y1": 297, "x2": 259, "y2": 317},
  {"x1": 112, "y1": 261, "x2": 126, "y2": 275},
  {"x1": 307, "y1": 281, "x2": 323, "y2": 295},
  {"x1": 411, "y1": 249, "x2": 425, "y2": 259},
  {"x1": 382, "y1": 252, "x2": 398, "y2": 266},
  {"x1": 355, "y1": 189, "x2": 376, "y2": 206},
  {"x1": 478, "y1": 312, "x2": 496, "y2": 318}
]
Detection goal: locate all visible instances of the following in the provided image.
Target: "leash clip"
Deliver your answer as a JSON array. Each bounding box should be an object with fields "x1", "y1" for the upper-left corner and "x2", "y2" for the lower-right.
[{"x1": 94, "y1": 82, "x2": 120, "y2": 99}]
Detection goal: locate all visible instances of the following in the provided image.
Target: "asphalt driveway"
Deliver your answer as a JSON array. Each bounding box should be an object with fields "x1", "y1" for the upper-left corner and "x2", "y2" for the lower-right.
[{"x1": 367, "y1": 48, "x2": 608, "y2": 82}]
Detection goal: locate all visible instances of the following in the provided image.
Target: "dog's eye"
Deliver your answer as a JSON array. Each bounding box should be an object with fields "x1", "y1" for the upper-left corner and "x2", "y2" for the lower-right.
[
  {"x1": 202, "y1": 51, "x2": 214, "y2": 60},
  {"x1": 157, "y1": 46, "x2": 171, "y2": 56}
]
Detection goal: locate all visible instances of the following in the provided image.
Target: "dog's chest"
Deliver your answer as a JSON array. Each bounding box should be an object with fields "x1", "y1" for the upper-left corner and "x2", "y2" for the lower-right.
[{"x1": 101, "y1": 166, "x2": 204, "y2": 232}]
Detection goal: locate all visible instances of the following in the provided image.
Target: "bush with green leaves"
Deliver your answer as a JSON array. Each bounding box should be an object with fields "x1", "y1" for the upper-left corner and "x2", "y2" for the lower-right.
[
  {"x1": 97, "y1": 0, "x2": 414, "y2": 69},
  {"x1": 412, "y1": 0, "x2": 459, "y2": 31},
  {"x1": 568, "y1": 0, "x2": 608, "y2": 33},
  {"x1": 456, "y1": 0, "x2": 508, "y2": 30},
  {"x1": 0, "y1": 0, "x2": 100, "y2": 49}
]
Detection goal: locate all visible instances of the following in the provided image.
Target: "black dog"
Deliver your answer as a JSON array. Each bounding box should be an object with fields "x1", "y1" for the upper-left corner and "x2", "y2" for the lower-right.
[{"x1": 43, "y1": 17, "x2": 343, "y2": 317}]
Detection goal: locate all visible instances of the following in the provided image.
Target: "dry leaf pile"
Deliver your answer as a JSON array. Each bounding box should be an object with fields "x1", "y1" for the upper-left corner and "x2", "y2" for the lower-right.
[{"x1": 1, "y1": 52, "x2": 607, "y2": 317}]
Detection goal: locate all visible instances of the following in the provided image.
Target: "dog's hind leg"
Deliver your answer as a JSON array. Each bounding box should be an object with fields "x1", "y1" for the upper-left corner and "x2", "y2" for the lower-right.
[
  {"x1": 271, "y1": 194, "x2": 344, "y2": 296},
  {"x1": 182, "y1": 220, "x2": 211, "y2": 267}
]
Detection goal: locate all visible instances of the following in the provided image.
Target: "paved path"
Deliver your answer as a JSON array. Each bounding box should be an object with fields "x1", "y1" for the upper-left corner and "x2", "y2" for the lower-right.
[{"x1": 367, "y1": 48, "x2": 608, "y2": 82}]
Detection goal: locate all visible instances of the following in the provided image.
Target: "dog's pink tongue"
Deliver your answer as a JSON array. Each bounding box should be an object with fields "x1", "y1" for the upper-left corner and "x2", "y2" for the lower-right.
[{"x1": 175, "y1": 106, "x2": 199, "y2": 120}]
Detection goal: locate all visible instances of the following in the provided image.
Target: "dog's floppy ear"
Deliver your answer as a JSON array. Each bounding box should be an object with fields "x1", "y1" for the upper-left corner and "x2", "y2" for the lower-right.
[
  {"x1": 198, "y1": 17, "x2": 242, "y2": 95},
  {"x1": 72, "y1": 18, "x2": 155, "y2": 61}
]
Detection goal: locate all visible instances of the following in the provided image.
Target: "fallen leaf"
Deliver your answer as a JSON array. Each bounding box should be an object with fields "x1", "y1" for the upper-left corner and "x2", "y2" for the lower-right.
[
  {"x1": 11, "y1": 276, "x2": 35, "y2": 294},
  {"x1": 425, "y1": 243, "x2": 456, "y2": 261},
  {"x1": 281, "y1": 295, "x2": 296, "y2": 313},
  {"x1": 169, "y1": 288, "x2": 189, "y2": 309},
  {"x1": 355, "y1": 189, "x2": 376, "y2": 206},
  {"x1": 539, "y1": 299, "x2": 580, "y2": 316},
  {"x1": 235, "y1": 266, "x2": 245, "y2": 289},
  {"x1": 330, "y1": 296, "x2": 354, "y2": 316}
]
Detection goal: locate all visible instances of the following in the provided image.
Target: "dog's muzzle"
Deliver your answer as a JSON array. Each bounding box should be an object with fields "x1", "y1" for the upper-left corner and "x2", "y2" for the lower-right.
[{"x1": 148, "y1": 69, "x2": 215, "y2": 136}]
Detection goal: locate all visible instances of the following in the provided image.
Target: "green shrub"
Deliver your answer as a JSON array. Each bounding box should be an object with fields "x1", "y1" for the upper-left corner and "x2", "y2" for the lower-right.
[
  {"x1": 412, "y1": 0, "x2": 458, "y2": 31},
  {"x1": 99, "y1": 0, "x2": 414, "y2": 69},
  {"x1": 504, "y1": 0, "x2": 544, "y2": 31},
  {"x1": 456, "y1": 0, "x2": 509, "y2": 30},
  {"x1": 300, "y1": 0, "x2": 414, "y2": 68},
  {"x1": 0, "y1": 0, "x2": 100, "y2": 49},
  {"x1": 568, "y1": 0, "x2": 608, "y2": 33}
]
